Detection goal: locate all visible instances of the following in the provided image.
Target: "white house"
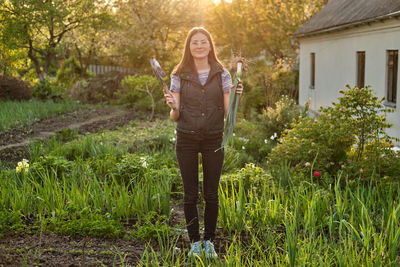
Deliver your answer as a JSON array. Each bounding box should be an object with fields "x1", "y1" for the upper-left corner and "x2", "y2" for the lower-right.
[{"x1": 294, "y1": 0, "x2": 400, "y2": 143}]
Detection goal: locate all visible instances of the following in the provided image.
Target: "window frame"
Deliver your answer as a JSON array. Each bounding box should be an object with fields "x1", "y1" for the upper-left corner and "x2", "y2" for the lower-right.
[
  {"x1": 386, "y1": 50, "x2": 398, "y2": 104},
  {"x1": 356, "y1": 51, "x2": 365, "y2": 89},
  {"x1": 310, "y1": 52, "x2": 315, "y2": 89}
]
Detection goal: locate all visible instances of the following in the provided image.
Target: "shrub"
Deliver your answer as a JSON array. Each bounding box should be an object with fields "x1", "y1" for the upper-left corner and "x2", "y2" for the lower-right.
[
  {"x1": 221, "y1": 163, "x2": 270, "y2": 195},
  {"x1": 113, "y1": 153, "x2": 149, "y2": 183},
  {"x1": 68, "y1": 71, "x2": 127, "y2": 103},
  {"x1": 268, "y1": 85, "x2": 399, "y2": 181},
  {"x1": 31, "y1": 155, "x2": 72, "y2": 178},
  {"x1": 240, "y1": 63, "x2": 298, "y2": 117},
  {"x1": 0, "y1": 75, "x2": 31, "y2": 100},
  {"x1": 117, "y1": 75, "x2": 169, "y2": 119},
  {"x1": 232, "y1": 96, "x2": 306, "y2": 164},
  {"x1": 31, "y1": 78, "x2": 65, "y2": 101},
  {"x1": 257, "y1": 95, "x2": 308, "y2": 142},
  {"x1": 56, "y1": 56, "x2": 91, "y2": 89}
]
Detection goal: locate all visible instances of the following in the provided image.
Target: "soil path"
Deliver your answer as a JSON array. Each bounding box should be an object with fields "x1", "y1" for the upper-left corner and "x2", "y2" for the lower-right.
[{"x1": 0, "y1": 106, "x2": 137, "y2": 166}]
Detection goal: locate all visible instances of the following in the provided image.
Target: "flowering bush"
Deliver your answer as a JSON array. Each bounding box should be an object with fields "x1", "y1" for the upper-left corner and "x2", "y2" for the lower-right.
[
  {"x1": 257, "y1": 95, "x2": 309, "y2": 142},
  {"x1": 268, "y1": 85, "x2": 399, "y2": 181}
]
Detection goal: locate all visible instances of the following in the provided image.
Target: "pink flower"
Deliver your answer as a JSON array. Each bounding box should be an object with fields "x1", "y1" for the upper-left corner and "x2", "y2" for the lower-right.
[
  {"x1": 314, "y1": 171, "x2": 320, "y2": 177},
  {"x1": 305, "y1": 162, "x2": 311, "y2": 167}
]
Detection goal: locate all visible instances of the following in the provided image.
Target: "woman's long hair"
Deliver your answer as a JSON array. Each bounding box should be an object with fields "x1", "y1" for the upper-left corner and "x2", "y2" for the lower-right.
[{"x1": 171, "y1": 27, "x2": 223, "y2": 75}]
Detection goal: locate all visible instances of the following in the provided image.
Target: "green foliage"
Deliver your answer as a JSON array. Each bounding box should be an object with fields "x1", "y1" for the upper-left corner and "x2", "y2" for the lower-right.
[
  {"x1": 222, "y1": 146, "x2": 252, "y2": 173},
  {"x1": 117, "y1": 75, "x2": 168, "y2": 117},
  {"x1": 56, "y1": 56, "x2": 89, "y2": 89},
  {"x1": 52, "y1": 135, "x2": 126, "y2": 161},
  {"x1": 268, "y1": 85, "x2": 400, "y2": 181},
  {"x1": 0, "y1": 99, "x2": 80, "y2": 131},
  {"x1": 114, "y1": 0, "x2": 200, "y2": 71},
  {"x1": 133, "y1": 212, "x2": 171, "y2": 241},
  {"x1": 207, "y1": 0, "x2": 326, "y2": 60},
  {"x1": 0, "y1": 0, "x2": 110, "y2": 79},
  {"x1": 0, "y1": 210, "x2": 25, "y2": 236},
  {"x1": 222, "y1": 163, "x2": 270, "y2": 194},
  {"x1": 241, "y1": 66, "x2": 300, "y2": 116},
  {"x1": 31, "y1": 155, "x2": 72, "y2": 178},
  {"x1": 258, "y1": 95, "x2": 308, "y2": 141},
  {"x1": 0, "y1": 44, "x2": 27, "y2": 77},
  {"x1": 43, "y1": 214, "x2": 122, "y2": 238},
  {"x1": 113, "y1": 153, "x2": 149, "y2": 183},
  {"x1": 31, "y1": 78, "x2": 66, "y2": 101},
  {"x1": 230, "y1": 96, "x2": 305, "y2": 164}
]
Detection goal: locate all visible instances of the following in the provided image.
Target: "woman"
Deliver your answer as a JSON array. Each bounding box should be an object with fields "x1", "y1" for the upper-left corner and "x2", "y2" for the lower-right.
[{"x1": 164, "y1": 27, "x2": 243, "y2": 258}]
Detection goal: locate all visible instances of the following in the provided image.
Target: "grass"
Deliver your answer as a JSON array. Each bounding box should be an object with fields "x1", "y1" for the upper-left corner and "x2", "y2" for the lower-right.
[
  {"x1": 0, "y1": 99, "x2": 83, "y2": 131},
  {"x1": 1, "y1": 117, "x2": 400, "y2": 265}
]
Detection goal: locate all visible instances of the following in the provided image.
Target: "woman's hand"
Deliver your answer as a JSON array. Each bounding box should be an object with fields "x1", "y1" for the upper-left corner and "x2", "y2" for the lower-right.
[
  {"x1": 230, "y1": 82, "x2": 244, "y2": 95},
  {"x1": 164, "y1": 89, "x2": 178, "y2": 110},
  {"x1": 236, "y1": 82, "x2": 243, "y2": 95}
]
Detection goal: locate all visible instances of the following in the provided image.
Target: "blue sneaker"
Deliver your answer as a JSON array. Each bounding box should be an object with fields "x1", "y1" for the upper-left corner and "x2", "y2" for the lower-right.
[
  {"x1": 188, "y1": 241, "x2": 202, "y2": 258},
  {"x1": 204, "y1": 240, "x2": 218, "y2": 258}
]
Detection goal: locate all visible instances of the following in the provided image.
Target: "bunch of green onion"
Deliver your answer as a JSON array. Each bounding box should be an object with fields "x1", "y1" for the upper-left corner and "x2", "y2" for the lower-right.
[{"x1": 221, "y1": 60, "x2": 243, "y2": 149}]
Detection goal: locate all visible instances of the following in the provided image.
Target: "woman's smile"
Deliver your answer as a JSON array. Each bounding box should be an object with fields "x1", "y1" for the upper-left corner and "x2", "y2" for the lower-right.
[{"x1": 190, "y1": 32, "x2": 211, "y2": 59}]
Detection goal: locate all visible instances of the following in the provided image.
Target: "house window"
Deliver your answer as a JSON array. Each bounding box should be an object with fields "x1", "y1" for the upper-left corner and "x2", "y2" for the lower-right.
[
  {"x1": 356, "y1": 51, "x2": 365, "y2": 88},
  {"x1": 310, "y1": 53, "x2": 315, "y2": 89},
  {"x1": 387, "y1": 50, "x2": 398, "y2": 103}
]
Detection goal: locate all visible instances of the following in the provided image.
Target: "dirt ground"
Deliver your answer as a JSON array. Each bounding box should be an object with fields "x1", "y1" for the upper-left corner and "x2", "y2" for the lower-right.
[
  {"x1": 0, "y1": 233, "x2": 146, "y2": 266},
  {"x1": 0, "y1": 106, "x2": 137, "y2": 168}
]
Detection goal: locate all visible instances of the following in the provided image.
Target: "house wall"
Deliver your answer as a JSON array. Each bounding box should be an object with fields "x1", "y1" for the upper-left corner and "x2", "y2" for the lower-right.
[{"x1": 298, "y1": 18, "x2": 400, "y2": 143}]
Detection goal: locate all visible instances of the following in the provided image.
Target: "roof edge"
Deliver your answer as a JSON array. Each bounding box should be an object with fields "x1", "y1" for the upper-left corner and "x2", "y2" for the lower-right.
[{"x1": 293, "y1": 10, "x2": 400, "y2": 38}]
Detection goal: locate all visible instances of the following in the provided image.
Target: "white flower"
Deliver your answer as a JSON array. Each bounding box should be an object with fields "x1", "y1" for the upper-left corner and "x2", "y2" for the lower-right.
[
  {"x1": 238, "y1": 137, "x2": 249, "y2": 143},
  {"x1": 264, "y1": 139, "x2": 268, "y2": 144},
  {"x1": 171, "y1": 137, "x2": 176, "y2": 142},
  {"x1": 140, "y1": 157, "x2": 148, "y2": 168},
  {"x1": 233, "y1": 133, "x2": 236, "y2": 136},
  {"x1": 391, "y1": 146, "x2": 400, "y2": 153},
  {"x1": 242, "y1": 146, "x2": 245, "y2": 150},
  {"x1": 174, "y1": 130, "x2": 177, "y2": 134}
]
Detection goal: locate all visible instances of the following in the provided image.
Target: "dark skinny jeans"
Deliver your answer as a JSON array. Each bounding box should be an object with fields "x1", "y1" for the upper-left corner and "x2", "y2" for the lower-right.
[{"x1": 175, "y1": 132, "x2": 224, "y2": 242}]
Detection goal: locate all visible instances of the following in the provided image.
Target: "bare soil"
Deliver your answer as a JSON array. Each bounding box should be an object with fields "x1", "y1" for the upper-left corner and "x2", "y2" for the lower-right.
[
  {"x1": 0, "y1": 106, "x2": 137, "y2": 168},
  {"x1": 0, "y1": 233, "x2": 145, "y2": 266}
]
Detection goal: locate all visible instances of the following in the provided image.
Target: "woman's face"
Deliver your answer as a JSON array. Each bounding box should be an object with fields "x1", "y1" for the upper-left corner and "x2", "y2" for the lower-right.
[{"x1": 189, "y1": 32, "x2": 211, "y2": 60}]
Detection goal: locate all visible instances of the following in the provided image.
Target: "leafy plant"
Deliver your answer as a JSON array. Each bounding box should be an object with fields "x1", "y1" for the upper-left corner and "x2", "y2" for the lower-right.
[
  {"x1": 31, "y1": 78, "x2": 66, "y2": 101},
  {"x1": 268, "y1": 85, "x2": 399, "y2": 181},
  {"x1": 117, "y1": 75, "x2": 168, "y2": 119}
]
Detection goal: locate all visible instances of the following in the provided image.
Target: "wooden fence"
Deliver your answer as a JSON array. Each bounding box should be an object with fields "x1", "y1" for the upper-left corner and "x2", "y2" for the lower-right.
[{"x1": 87, "y1": 64, "x2": 134, "y2": 75}]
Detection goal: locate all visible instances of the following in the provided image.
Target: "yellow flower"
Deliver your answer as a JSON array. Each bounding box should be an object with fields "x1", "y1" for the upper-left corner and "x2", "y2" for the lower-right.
[{"x1": 16, "y1": 159, "x2": 29, "y2": 174}]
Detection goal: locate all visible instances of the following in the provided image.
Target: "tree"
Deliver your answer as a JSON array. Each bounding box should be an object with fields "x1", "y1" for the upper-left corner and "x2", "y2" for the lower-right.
[
  {"x1": 0, "y1": 0, "x2": 111, "y2": 80},
  {"x1": 205, "y1": 0, "x2": 326, "y2": 113},
  {"x1": 63, "y1": 6, "x2": 117, "y2": 78},
  {"x1": 113, "y1": 0, "x2": 205, "y2": 71},
  {"x1": 207, "y1": 0, "x2": 327, "y2": 64}
]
